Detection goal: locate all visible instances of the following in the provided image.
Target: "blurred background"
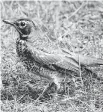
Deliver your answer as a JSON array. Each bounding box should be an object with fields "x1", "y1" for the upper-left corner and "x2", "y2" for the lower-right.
[{"x1": 1, "y1": 1, "x2": 103, "y2": 112}]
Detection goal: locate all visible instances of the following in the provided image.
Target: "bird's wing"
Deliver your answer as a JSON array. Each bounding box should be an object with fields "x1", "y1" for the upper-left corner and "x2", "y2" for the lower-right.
[
  {"x1": 27, "y1": 43, "x2": 79, "y2": 72},
  {"x1": 35, "y1": 50, "x2": 80, "y2": 72}
]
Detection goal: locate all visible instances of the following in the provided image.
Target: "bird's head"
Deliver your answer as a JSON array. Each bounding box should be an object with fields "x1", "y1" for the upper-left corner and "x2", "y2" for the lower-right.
[{"x1": 3, "y1": 18, "x2": 38, "y2": 40}]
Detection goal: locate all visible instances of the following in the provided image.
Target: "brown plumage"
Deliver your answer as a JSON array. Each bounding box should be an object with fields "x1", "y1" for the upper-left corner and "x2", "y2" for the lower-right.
[{"x1": 3, "y1": 18, "x2": 103, "y2": 91}]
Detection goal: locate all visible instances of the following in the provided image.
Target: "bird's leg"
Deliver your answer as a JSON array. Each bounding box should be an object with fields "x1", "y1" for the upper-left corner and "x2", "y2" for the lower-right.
[
  {"x1": 64, "y1": 69, "x2": 67, "y2": 94},
  {"x1": 52, "y1": 75, "x2": 61, "y2": 90},
  {"x1": 35, "y1": 74, "x2": 61, "y2": 103},
  {"x1": 39, "y1": 67, "x2": 43, "y2": 86},
  {"x1": 51, "y1": 75, "x2": 63, "y2": 96},
  {"x1": 35, "y1": 81, "x2": 53, "y2": 103}
]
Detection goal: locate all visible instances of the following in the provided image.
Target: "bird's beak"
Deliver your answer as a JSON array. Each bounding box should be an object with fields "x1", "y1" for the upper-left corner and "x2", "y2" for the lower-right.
[
  {"x1": 3, "y1": 19, "x2": 21, "y2": 34},
  {"x1": 3, "y1": 20, "x2": 14, "y2": 26}
]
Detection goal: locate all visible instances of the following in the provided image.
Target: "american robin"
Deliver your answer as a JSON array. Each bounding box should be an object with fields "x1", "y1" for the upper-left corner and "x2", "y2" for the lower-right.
[{"x1": 3, "y1": 18, "x2": 103, "y2": 98}]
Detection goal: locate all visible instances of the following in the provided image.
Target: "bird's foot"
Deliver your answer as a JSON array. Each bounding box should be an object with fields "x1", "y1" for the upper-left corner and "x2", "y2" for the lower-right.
[{"x1": 34, "y1": 82, "x2": 54, "y2": 103}]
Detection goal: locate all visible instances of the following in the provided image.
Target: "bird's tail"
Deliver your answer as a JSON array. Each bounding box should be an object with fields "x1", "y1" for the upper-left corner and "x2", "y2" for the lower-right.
[{"x1": 62, "y1": 48, "x2": 103, "y2": 66}]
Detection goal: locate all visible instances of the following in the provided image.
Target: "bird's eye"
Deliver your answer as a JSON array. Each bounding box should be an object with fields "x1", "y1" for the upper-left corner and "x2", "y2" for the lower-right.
[{"x1": 20, "y1": 22, "x2": 25, "y2": 27}]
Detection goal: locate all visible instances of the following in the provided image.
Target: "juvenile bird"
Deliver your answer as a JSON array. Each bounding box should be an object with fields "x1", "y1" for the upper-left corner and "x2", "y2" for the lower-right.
[{"x1": 3, "y1": 18, "x2": 103, "y2": 96}]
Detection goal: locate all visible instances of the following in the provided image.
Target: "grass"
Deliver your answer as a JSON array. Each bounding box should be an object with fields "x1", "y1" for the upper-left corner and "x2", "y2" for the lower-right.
[{"x1": 1, "y1": 1, "x2": 103, "y2": 112}]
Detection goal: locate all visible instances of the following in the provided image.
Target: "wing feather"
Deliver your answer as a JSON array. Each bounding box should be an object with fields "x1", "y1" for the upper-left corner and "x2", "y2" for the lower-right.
[
  {"x1": 27, "y1": 44, "x2": 79, "y2": 72},
  {"x1": 37, "y1": 52, "x2": 80, "y2": 71}
]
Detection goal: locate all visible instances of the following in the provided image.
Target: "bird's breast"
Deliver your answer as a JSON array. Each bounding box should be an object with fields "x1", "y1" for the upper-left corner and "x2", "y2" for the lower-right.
[
  {"x1": 16, "y1": 38, "x2": 41, "y2": 72},
  {"x1": 16, "y1": 39, "x2": 26, "y2": 57}
]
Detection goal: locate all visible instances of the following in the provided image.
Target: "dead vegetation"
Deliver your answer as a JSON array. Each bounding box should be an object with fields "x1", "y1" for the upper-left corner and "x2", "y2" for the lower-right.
[{"x1": 1, "y1": 1, "x2": 103, "y2": 112}]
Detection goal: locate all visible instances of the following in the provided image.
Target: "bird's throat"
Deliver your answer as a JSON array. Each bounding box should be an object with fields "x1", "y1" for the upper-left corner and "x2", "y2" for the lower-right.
[{"x1": 20, "y1": 35, "x2": 28, "y2": 40}]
